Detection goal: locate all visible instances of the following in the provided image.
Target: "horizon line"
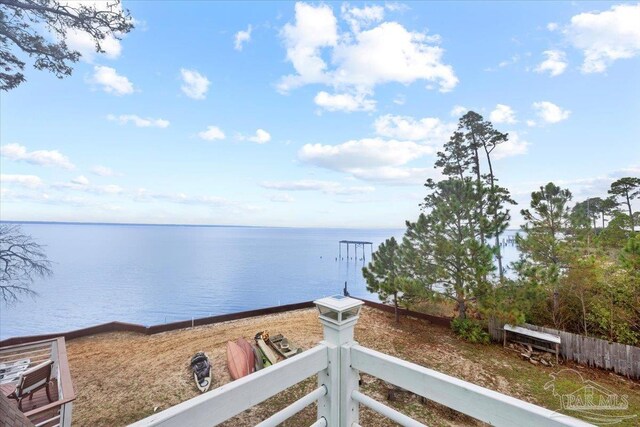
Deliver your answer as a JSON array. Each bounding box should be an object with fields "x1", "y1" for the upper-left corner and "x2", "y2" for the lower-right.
[
  {"x1": 0, "y1": 219, "x2": 524, "y2": 232},
  {"x1": 0, "y1": 219, "x2": 406, "y2": 230}
]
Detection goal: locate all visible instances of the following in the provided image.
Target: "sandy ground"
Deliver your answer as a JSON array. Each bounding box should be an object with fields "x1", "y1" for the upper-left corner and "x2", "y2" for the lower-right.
[{"x1": 66, "y1": 307, "x2": 640, "y2": 426}]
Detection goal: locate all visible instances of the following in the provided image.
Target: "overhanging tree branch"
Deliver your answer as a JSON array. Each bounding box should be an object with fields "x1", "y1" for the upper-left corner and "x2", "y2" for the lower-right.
[{"x1": 0, "y1": 0, "x2": 133, "y2": 90}]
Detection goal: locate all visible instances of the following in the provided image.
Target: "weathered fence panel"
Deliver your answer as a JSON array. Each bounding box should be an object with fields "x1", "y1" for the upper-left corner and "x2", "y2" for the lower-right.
[
  {"x1": 488, "y1": 317, "x2": 504, "y2": 342},
  {"x1": 488, "y1": 318, "x2": 640, "y2": 379}
]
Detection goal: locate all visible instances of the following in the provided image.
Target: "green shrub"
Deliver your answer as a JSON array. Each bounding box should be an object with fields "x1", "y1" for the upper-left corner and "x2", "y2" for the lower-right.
[{"x1": 451, "y1": 318, "x2": 490, "y2": 344}]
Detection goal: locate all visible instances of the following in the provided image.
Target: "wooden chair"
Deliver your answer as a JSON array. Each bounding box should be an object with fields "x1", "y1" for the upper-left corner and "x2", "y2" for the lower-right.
[{"x1": 6, "y1": 360, "x2": 54, "y2": 410}]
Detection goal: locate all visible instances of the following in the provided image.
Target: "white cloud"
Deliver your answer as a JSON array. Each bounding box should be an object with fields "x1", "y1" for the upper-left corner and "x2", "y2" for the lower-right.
[
  {"x1": 237, "y1": 129, "x2": 272, "y2": 144},
  {"x1": 1, "y1": 143, "x2": 75, "y2": 169},
  {"x1": 99, "y1": 184, "x2": 123, "y2": 194},
  {"x1": 534, "y1": 50, "x2": 568, "y2": 77},
  {"x1": 547, "y1": 22, "x2": 559, "y2": 32},
  {"x1": 52, "y1": 177, "x2": 123, "y2": 194},
  {"x1": 345, "y1": 166, "x2": 438, "y2": 185},
  {"x1": 299, "y1": 138, "x2": 433, "y2": 172},
  {"x1": 0, "y1": 174, "x2": 43, "y2": 188},
  {"x1": 486, "y1": 55, "x2": 519, "y2": 72},
  {"x1": 107, "y1": 114, "x2": 170, "y2": 128},
  {"x1": 134, "y1": 189, "x2": 260, "y2": 212},
  {"x1": 278, "y1": 3, "x2": 457, "y2": 108},
  {"x1": 489, "y1": 104, "x2": 517, "y2": 124},
  {"x1": 565, "y1": 3, "x2": 640, "y2": 73},
  {"x1": 532, "y1": 101, "x2": 571, "y2": 124},
  {"x1": 450, "y1": 105, "x2": 467, "y2": 117},
  {"x1": 341, "y1": 4, "x2": 385, "y2": 33},
  {"x1": 234, "y1": 25, "x2": 252, "y2": 51},
  {"x1": 269, "y1": 193, "x2": 295, "y2": 203},
  {"x1": 373, "y1": 114, "x2": 454, "y2": 146},
  {"x1": 71, "y1": 175, "x2": 90, "y2": 186},
  {"x1": 198, "y1": 126, "x2": 226, "y2": 141},
  {"x1": 279, "y1": 2, "x2": 338, "y2": 91},
  {"x1": 0, "y1": 191, "x2": 93, "y2": 207},
  {"x1": 492, "y1": 132, "x2": 530, "y2": 160},
  {"x1": 180, "y1": 68, "x2": 210, "y2": 100},
  {"x1": 314, "y1": 91, "x2": 376, "y2": 112},
  {"x1": 392, "y1": 94, "x2": 406, "y2": 105},
  {"x1": 65, "y1": 29, "x2": 122, "y2": 62},
  {"x1": 90, "y1": 65, "x2": 134, "y2": 95},
  {"x1": 248, "y1": 129, "x2": 272, "y2": 144},
  {"x1": 260, "y1": 180, "x2": 374, "y2": 195},
  {"x1": 526, "y1": 120, "x2": 536, "y2": 127},
  {"x1": 294, "y1": 114, "x2": 454, "y2": 184},
  {"x1": 555, "y1": 166, "x2": 640, "y2": 200},
  {"x1": 91, "y1": 165, "x2": 119, "y2": 177},
  {"x1": 331, "y1": 22, "x2": 457, "y2": 92},
  {"x1": 498, "y1": 54, "x2": 519, "y2": 68}
]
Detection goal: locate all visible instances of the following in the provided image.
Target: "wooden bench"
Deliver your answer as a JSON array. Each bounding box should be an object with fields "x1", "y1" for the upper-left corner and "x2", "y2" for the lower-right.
[{"x1": 503, "y1": 324, "x2": 561, "y2": 363}]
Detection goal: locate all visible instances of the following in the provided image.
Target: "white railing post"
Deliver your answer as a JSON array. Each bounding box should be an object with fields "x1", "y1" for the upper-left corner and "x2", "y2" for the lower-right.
[
  {"x1": 61, "y1": 402, "x2": 73, "y2": 427},
  {"x1": 314, "y1": 296, "x2": 364, "y2": 427},
  {"x1": 317, "y1": 341, "x2": 339, "y2": 425}
]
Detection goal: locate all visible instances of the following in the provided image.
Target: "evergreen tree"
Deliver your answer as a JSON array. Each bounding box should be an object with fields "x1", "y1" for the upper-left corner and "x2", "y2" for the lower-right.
[
  {"x1": 609, "y1": 177, "x2": 640, "y2": 232},
  {"x1": 620, "y1": 234, "x2": 640, "y2": 273},
  {"x1": 570, "y1": 199, "x2": 596, "y2": 247},
  {"x1": 585, "y1": 198, "x2": 603, "y2": 229},
  {"x1": 515, "y1": 182, "x2": 573, "y2": 328},
  {"x1": 420, "y1": 178, "x2": 494, "y2": 319},
  {"x1": 436, "y1": 111, "x2": 514, "y2": 281},
  {"x1": 597, "y1": 212, "x2": 632, "y2": 248},
  {"x1": 363, "y1": 237, "x2": 405, "y2": 322},
  {"x1": 402, "y1": 213, "x2": 436, "y2": 295},
  {"x1": 598, "y1": 197, "x2": 619, "y2": 229}
]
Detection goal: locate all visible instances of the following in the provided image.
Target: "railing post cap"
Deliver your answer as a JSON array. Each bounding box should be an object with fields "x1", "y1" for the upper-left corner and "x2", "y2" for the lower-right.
[{"x1": 314, "y1": 295, "x2": 364, "y2": 326}]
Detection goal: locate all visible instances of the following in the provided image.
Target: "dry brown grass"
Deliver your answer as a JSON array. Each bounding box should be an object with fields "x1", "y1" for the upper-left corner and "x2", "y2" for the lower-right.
[{"x1": 66, "y1": 307, "x2": 640, "y2": 427}]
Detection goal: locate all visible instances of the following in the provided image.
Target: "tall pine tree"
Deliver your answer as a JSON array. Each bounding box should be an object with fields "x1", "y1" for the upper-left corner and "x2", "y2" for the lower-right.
[
  {"x1": 419, "y1": 178, "x2": 495, "y2": 318},
  {"x1": 435, "y1": 112, "x2": 514, "y2": 282},
  {"x1": 515, "y1": 182, "x2": 573, "y2": 328},
  {"x1": 609, "y1": 177, "x2": 640, "y2": 232}
]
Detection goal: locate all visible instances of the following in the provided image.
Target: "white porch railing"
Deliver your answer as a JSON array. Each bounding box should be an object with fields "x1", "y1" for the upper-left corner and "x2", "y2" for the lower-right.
[{"x1": 130, "y1": 296, "x2": 594, "y2": 427}]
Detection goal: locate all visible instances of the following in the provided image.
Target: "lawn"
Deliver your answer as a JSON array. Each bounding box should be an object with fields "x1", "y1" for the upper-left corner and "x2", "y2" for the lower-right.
[{"x1": 66, "y1": 307, "x2": 640, "y2": 426}]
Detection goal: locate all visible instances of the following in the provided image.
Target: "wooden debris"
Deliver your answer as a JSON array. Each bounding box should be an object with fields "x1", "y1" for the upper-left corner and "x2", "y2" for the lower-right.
[{"x1": 510, "y1": 342, "x2": 556, "y2": 368}]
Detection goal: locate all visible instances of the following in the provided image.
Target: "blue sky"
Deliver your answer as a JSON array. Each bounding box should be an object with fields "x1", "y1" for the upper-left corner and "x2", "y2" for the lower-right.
[{"x1": 1, "y1": 1, "x2": 639, "y2": 228}]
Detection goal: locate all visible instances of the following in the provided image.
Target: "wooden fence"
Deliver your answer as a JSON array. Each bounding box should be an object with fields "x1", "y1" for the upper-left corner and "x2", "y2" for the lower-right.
[{"x1": 488, "y1": 318, "x2": 640, "y2": 379}]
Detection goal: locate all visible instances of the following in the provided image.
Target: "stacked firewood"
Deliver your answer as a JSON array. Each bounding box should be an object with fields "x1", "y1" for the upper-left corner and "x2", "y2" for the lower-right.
[{"x1": 507, "y1": 342, "x2": 556, "y2": 367}]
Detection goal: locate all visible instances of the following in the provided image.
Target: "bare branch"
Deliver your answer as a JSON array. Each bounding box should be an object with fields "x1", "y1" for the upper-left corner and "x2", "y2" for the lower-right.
[{"x1": 0, "y1": 223, "x2": 52, "y2": 305}]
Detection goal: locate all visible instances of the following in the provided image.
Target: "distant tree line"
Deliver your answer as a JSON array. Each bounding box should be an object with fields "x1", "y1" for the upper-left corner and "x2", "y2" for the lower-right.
[{"x1": 364, "y1": 112, "x2": 640, "y2": 346}]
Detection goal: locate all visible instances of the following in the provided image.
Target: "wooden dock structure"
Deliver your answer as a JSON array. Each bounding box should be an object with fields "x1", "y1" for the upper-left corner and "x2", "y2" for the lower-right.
[{"x1": 338, "y1": 240, "x2": 373, "y2": 261}]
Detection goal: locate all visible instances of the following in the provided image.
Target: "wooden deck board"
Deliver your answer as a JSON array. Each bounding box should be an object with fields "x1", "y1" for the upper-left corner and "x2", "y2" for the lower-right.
[{"x1": 1, "y1": 378, "x2": 59, "y2": 416}]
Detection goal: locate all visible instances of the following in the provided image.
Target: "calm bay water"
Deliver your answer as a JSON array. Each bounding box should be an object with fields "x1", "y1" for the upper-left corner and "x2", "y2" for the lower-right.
[{"x1": 0, "y1": 223, "x2": 520, "y2": 340}]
